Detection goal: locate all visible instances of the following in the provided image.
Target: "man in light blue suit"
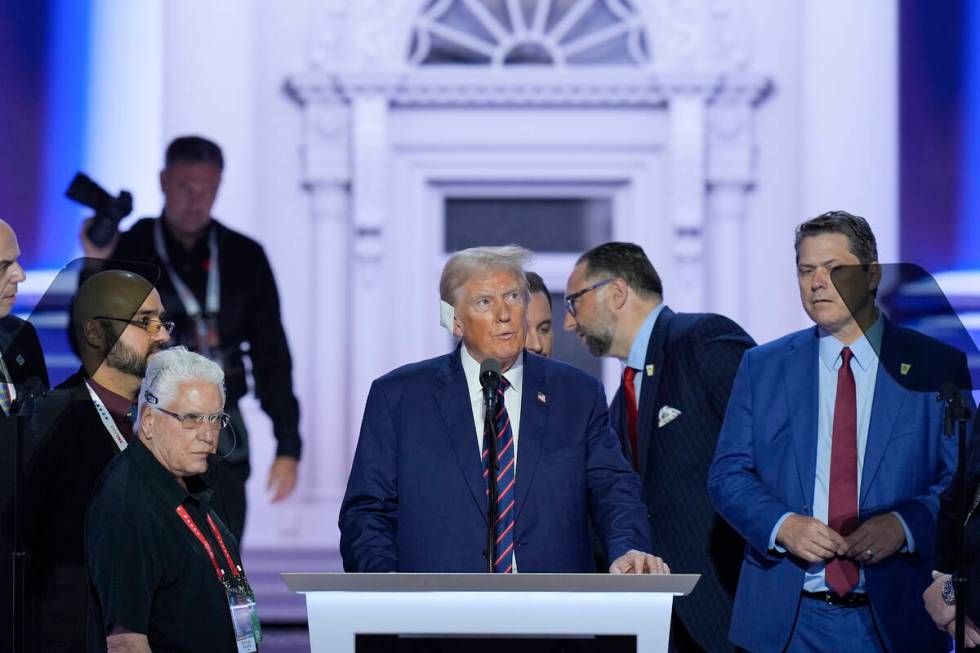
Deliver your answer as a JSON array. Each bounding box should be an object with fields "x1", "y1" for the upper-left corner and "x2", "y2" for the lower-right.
[
  {"x1": 340, "y1": 245, "x2": 668, "y2": 575},
  {"x1": 709, "y1": 212, "x2": 968, "y2": 652}
]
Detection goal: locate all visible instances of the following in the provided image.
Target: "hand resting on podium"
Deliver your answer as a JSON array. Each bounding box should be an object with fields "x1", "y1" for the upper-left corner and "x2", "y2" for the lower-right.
[{"x1": 609, "y1": 549, "x2": 670, "y2": 574}]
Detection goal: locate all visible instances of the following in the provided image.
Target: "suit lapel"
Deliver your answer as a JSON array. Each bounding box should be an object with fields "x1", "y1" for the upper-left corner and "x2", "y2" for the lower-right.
[
  {"x1": 637, "y1": 307, "x2": 671, "y2": 478},
  {"x1": 434, "y1": 350, "x2": 488, "y2": 522},
  {"x1": 860, "y1": 325, "x2": 906, "y2": 506},
  {"x1": 515, "y1": 354, "x2": 547, "y2": 519},
  {"x1": 786, "y1": 330, "x2": 819, "y2": 510}
]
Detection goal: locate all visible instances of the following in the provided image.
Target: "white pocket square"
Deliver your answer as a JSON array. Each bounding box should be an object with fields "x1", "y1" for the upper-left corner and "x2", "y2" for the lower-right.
[{"x1": 658, "y1": 405, "x2": 681, "y2": 428}]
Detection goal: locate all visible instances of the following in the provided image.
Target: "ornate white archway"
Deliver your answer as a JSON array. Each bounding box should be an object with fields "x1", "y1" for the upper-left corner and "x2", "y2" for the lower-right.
[{"x1": 286, "y1": 0, "x2": 770, "y2": 542}]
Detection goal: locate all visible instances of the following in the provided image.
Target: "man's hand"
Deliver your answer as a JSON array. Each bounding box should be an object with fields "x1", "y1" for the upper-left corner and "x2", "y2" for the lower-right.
[
  {"x1": 844, "y1": 513, "x2": 905, "y2": 564},
  {"x1": 107, "y1": 627, "x2": 151, "y2": 653},
  {"x1": 775, "y1": 514, "x2": 847, "y2": 563},
  {"x1": 80, "y1": 217, "x2": 118, "y2": 259},
  {"x1": 609, "y1": 550, "x2": 670, "y2": 575},
  {"x1": 267, "y1": 455, "x2": 299, "y2": 502},
  {"x1": 947, "y1": 615, "x2": 980, "y2": 648},
  {"x1": 924, "y1": 572, "x2": 955, "y2": 631}
]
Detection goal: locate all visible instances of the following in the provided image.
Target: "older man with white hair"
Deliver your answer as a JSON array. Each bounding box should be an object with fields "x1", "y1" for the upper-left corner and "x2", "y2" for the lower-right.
[
  {"x1": 341, "y1": 245, "x2": 665, "y2": 574},
  {"x1": 85, "y1": 347, "x2": 258, "y2": 653}
]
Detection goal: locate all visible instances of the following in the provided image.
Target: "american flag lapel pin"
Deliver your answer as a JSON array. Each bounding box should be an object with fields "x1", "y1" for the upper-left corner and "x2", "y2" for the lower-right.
[{"x1": 537, "y1": 391, "x2": 547, "y2": 404}]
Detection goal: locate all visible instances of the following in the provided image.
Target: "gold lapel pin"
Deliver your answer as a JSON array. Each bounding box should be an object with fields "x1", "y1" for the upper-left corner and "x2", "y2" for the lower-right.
[
  {"x1": 646, "y1": 364, "x2": 655, "y2": 377},
  {"x1": 900, "y1": 363, "x2": 911, "y2": 376}
]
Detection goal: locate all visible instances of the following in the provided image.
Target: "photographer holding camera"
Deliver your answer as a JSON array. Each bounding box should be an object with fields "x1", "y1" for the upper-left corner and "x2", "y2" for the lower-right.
[{"x1": 80, "y1": 136, "x2": 302, "y2": 543}]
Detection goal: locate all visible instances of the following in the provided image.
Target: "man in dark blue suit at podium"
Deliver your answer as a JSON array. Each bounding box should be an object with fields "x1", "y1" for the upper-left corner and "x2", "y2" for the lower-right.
[{"x1": 340, "y1": 245, "x2": 668, "y2": 575}]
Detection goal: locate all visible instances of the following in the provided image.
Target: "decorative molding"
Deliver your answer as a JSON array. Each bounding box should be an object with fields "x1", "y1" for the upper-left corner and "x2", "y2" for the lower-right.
[
  {"x1": 289, "y1": 69, "x2": 769, "y2": 109},
  {"x1": 409, "y1": 0, "x2": 649, "y2": 67},
  {"x1": 301, "y1": 100, "x2": 351, "y2": 187}
]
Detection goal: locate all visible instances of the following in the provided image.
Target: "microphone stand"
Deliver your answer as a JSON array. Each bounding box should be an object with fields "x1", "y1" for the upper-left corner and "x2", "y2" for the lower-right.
[
  {"x1": 941, "y1": 384, "x2": 972, "y2": 653},
  {"x1": 483, "y1": 385, "x2": 500, "y2": 573}
]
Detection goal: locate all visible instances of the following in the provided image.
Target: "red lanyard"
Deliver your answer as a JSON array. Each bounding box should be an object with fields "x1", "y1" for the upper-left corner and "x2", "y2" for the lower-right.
[{"x1": 176, "y1": 505, "x2": 240, "y2": 583}]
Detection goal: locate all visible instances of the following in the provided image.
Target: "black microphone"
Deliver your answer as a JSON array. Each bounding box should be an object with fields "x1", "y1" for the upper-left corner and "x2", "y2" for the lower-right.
[
  {"x1": 479, "y1": 358, "x2": 501, "y2": 411},
  {"x1": 479, "y1": 357, "x2": 502, "y2": 572}
]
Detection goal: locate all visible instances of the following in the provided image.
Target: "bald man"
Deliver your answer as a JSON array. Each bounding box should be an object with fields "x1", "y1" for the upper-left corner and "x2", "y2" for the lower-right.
[
  {"x1": 0, "y1": 219, "x2": 48, "y2": 650},
  {"x1": 21, "y1": 270, "x2": 170, "y2": 651},
  {"x1": 0, "y1": 220, "x2": 48, "y2": 396}
]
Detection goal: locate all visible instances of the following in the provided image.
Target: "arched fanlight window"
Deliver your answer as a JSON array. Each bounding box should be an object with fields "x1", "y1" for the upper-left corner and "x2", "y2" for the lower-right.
[{"x1": 408, "y1": 0, "x2": 650, "y2": 66}]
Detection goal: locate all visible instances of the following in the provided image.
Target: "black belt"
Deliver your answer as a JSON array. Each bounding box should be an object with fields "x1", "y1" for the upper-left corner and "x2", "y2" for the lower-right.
[{"x1": 801, "y1": 590, "x2": 870, "y2": 607}]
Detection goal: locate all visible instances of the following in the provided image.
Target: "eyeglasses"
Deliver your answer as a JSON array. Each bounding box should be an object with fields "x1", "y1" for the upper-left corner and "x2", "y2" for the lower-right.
[
  {"x1": 564, "y1": 279, "x2": 613, "y2": 317},
  {"x1": 95, "y1": 316, "x2": 176, "y2": 335},
  {"x1": 152, "y1": 406, "x2": 231, "y2": 431}
]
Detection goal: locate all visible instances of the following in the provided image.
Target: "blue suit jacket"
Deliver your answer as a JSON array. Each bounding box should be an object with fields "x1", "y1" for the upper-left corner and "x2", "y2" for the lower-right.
[
  {"x1": 340, "y1": 349, "x2": 651, "y2": 572},
  {"x1": 708, "y1": 322, "x2": 965, "y2": 653}
]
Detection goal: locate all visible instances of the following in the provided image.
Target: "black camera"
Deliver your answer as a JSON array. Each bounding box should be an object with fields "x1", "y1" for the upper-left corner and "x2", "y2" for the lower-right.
[{"x1": 65, "y1": 173, "x2": 133, "y2": 247}]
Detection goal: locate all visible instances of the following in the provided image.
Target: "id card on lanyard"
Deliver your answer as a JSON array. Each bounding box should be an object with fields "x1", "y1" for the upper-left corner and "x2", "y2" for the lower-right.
[
  {"x1": 154, "y1": 220, "x2": 222, "y2": 361},
  {"x1": 176, "y1": 505, "x2": 262, "y2": 651},
  {"x1": 85, "y1": 382, "x2": 128, "y2": 452}
]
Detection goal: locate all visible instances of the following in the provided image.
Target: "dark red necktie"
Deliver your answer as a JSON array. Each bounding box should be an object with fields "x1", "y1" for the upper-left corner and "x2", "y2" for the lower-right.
[
  {"x1": 826, "y1": 347, "x2": 859, "y2": 595},
  {"x1": 622, "y1": 367, "x2": 639, "y2": 471}
]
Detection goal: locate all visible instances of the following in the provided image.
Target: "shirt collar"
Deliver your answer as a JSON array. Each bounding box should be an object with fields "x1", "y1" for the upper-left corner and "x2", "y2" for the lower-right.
[
  {"x1": 129, "y1": 437, "x2": 214, "y2": 511},
  {"x1": 460, "y1": 344, "x2": 524, "y2": 398},
  {"x1": 86, "y1": 376, "x2": 136, "y2": 418},
  {"x1": 626, "y1": 303, "x2": 667, "y2": 371},
  {"x1": 818, "y1": 315, "x2": 884, "y2": 372}
]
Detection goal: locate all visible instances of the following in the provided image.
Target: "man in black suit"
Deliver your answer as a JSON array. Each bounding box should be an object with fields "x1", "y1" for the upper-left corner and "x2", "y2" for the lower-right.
[
  {"x1": 22, "y1": 270, "x2": 169, "y2": 652},
  {"x1": 0, "y1": 219, "x2": 49, "y2": 648},
  {"x1": 564, "y1": 242, "x2": 755, "y2": 652}
]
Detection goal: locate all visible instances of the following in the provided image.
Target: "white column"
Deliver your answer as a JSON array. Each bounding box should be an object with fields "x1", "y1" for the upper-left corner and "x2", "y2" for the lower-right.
[
  {"x1": 706, "y1": 185, "x2": 745, "y2": 320},
  {"x1": 667, "y1": 92, "x2": 707, "y2": 312},
  {"x1": 800, "y1": 0, "x2": 898, "y2": 261},
  {"x1": 307, "y1": 183, "x2": 351, "y2": 502},
  {"x1": 705, "y1": 90, "x2": 762, "y2": 323},
  {"x1": 348, "y1": 92, "x2": 391, "y2": 452}
]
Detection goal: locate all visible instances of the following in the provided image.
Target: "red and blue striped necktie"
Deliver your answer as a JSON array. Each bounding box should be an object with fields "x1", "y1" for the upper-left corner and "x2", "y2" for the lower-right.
[{"x1": 482, "y1": 377, "x2": 516, "y2": 573}]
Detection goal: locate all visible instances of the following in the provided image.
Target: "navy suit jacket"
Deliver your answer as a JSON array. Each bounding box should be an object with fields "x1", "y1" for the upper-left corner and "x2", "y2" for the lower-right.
[
  {"x1": 709, "y1": 322, "x2": 966, "y2": 653},
  {"x1": 340, "y1": 349, "x2": 651, "y2": 572},
  {"x1": 609, "y1": 308, "x2": 753, "y2": 652}
]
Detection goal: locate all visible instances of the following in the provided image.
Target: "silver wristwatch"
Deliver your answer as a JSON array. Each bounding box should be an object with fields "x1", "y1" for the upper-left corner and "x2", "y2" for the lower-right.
[{"x1": 942, "y1": 577, "x2": 956, "y2": 606}]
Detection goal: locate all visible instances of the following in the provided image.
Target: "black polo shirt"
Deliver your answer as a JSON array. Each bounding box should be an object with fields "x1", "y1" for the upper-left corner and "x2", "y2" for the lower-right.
[{"x1": 85, "y1": 439, "x2": 245, "y2": 653}]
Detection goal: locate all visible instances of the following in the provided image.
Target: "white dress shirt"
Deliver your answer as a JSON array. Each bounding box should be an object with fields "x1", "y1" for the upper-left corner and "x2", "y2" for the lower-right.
[
  {"x1": 460, "y1": 345, "x2": 523, "y2": 572},
  {"x1": 461, "y1": 345, "x2": 524, "y2": 464}
]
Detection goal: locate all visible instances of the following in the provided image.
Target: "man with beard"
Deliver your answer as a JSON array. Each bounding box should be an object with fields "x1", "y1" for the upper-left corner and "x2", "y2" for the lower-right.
[
  {"x1": 21, "y1": 270, "x2": 169, "y2": 652},
  {"x1": 563, "y1": 242, "x2": 754, "y2": 652}
]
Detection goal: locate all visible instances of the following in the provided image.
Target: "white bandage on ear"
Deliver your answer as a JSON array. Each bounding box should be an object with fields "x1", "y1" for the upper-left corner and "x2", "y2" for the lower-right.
[{"x1": 440, "y1": 300, "x2": 456, "y2": 333}]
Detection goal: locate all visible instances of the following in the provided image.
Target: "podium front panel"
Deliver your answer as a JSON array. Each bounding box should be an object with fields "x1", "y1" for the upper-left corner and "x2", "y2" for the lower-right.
[{"x1": 285, "y1": 574, "x2": 698, "y2": 653}]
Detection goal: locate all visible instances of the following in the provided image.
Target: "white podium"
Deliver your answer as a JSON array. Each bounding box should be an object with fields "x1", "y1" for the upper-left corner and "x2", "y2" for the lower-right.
[{"x1": 281, "y1": 573, "x2": 699, "y2": 653}]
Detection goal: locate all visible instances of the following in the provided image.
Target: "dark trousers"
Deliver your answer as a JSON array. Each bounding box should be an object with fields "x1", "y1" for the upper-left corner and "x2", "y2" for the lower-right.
[{"x1": 782, "y1": 596, "x2": 886, "y2": 653}]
